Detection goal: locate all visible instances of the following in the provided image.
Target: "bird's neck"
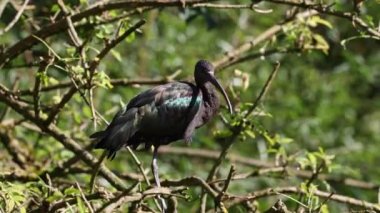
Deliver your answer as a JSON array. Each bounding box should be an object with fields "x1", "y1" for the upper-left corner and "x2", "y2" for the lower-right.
[
  {"x1": 199, "y1": 82, "x2": 215, "y2": 101},
  {"x1": 199, "y1": 82, "x2": 220, "y2": 122}
]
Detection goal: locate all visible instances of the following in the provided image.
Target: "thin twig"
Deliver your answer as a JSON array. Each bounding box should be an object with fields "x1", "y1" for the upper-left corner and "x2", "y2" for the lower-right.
[
  {"x1": 0, "y1": 0, "x2": 10, "y2": 18},
  {"x1": 33, "y1": 56, "x2": 54, "y2": 119},
  {"x1": 126, "y1": 147, "x2": 151, "y2": 186},
  {"x1": 0, "y1": 0, "x2": 30, "y2": 35},
  {"x1": 0, "y1": 77, "x2": 19, "y2": 121},
  {"x1": 0, "y1": 130, "x2": 35, "y2": 169},
  {"x1": 226, "y1": 186, "x2": 380, "y2": 211},
  {"x1": 58, "y1": 0, "x2": 83, "y2": 47},
  {"x1": 45, "y1": 86, "x2": 77, "y2": 125},
  {"x1": 218, "y1": 46, "x2": 323, "y2": 71},
  {"x1": 296, "y1": 162, "x2": 326, "y2": 211},
  {"x1": 76, "y1": 182, "x2": 95, "y2": 213},
  {"x1": 17, "y1": 78, "x2": 170, "y2": 96},
  {"x1": 95, "y1": 187, "x2": 174, "y2": 213},
  {"x1": 221, "y1": 165, "x2": 235, "y2": 194},
  {"x1": 265, "y1": 0, "x2": 380, "y2": 38},
  {"x1": 205, "y1": 62, "x2": 281, "y2": 184},
  {"x1": 161, "y1": 176, "x2": 217, "y2": 198},
  {"x1": 46, "y1": 191, "x2": 108, "y2": 213},
  {"x1": 192, "y1": 3, "x2": 272, "y2": 13},
  {"x1": 215, "y1": 165, "x2": 235, "y2": 212},
  {"x1": 89, "y1": 151, "x2": 108, "y2": 193},
  {"x1": 213, "y1": 10, "x2": 318, "y2": 70},
  {"x1": 245, "y1": 61, "x2": 280, "y2": 117},
  {"x1": 89, "y1": 88, "x2": 97, "y2": 129},
  {"x1": 87, "y1": 19, "x2": 146, "y2": 83}
]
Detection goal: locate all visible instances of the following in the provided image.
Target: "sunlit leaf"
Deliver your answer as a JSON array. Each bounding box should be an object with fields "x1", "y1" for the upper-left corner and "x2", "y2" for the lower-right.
[
  {"x1": 126, "y1": 31, "x2": 136, "y2": 43},
  {"x1": 46, "y1": 191, "x2": 64, "y2": 202},
  {"x1": 94, "y1": 71, "x2": 113, "y2": 89},
  {"x1": 76, "y1": 197, "x2": 86, "y2": 213},
  {"x1": 82, "y1": 106, "x2": 93, "y2": 118},
  {"x1": 64, "y1": 187, "x2": 80, "y2": 196},
  {"x1": 111, "y1": 49, "x2": 122, "y2": 62},
  {"x1": 308, "y1": 16, "x2": 333, "y2": 29},
  {"x1": 245, "y1": 130, "x2": 256, "y2": 139},
  {"x1": 320, "y1": 204, "x2": 329, "y2": 213}
]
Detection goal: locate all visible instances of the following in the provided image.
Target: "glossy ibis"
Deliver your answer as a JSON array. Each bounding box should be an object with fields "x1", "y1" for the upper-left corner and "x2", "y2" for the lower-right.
[{"x1": 91, "y1": 59, "x2": 233, "y2": 209}]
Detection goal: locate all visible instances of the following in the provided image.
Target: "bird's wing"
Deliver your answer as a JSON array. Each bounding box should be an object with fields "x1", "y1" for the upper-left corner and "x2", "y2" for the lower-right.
[
  {"x1": 127, "y1": 82, "x2": 202, "y2": 136},
  {"x1": 91, "y1": 82, "x2": 201, "y2": 158},
  {"x1": 126, "y1": 82, "x2": 199, "y2": 109}
]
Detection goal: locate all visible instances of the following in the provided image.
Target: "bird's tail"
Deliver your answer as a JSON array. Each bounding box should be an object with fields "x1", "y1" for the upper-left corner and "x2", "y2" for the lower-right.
[
  {"x1": 90, "y1": 131, "x2": 107, "y2": 148},
  {"x1": 90, "y1": 108, "x2": 139, "y2": 159},
  {"x1": 90, "y1": 130, "x2": 116, "y2": 159}
]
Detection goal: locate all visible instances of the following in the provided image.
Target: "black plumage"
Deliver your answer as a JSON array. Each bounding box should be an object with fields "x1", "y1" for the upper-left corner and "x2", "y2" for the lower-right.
[
  {"x1": 91, "y1": 60, "x2": 232, "y2": 158},
  {"x1": 90, "y1": 60, "x2": 232, "y2": 211}
]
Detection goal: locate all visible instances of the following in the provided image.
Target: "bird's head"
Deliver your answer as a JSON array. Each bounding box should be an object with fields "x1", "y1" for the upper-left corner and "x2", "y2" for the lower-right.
[{"x1": 194, "y1": 60, "x2": 233, "y2": 114}]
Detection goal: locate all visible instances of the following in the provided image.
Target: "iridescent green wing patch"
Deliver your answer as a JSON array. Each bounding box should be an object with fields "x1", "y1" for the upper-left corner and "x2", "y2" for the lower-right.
[{"x1": 163, "y1": 96, "x2": 202, "y2": 108}]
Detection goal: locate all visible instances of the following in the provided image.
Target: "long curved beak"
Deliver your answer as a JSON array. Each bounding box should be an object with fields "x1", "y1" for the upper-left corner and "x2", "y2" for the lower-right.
[{"x1": 210, "y1": 75, "x2": 233, "y2": 114}]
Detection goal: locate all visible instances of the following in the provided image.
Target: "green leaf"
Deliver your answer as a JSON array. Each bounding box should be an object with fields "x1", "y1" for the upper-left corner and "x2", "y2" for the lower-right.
[
  {"x1": 76, "y1": 196, "x2": 86, "y2": 213},
  {"x1": 79, "y1": 0, "x2": 88, "y2": 6},
  {"x1": 111, "y1": 49, "x2": 122, "y2": 62},
  {"x1": 108, "y1": 10, "x2": 119, "y2": 18},
  {"x1": 46, "y1": 191, "x2": 64, "y2": 202},
  {"x1": 11, "y1": 194, "x2": 25, "y2": 203},
  {"x1": 300, "y1": 182, "x2": 308, "y2": 193},
  {"x1": 7, "y1": 199, "x2": 15, "y2": 212},
  {"x1": 95, "y1": 30, "x2": 106, "y2": 39},
  {"x1": 20, "y1": 207, "x2": 27, "y2": 213},
  {"x1": 82, "y1": 106, "x2": 93, "y2": 118},
  {"x1": 307, "y1": 153, "x2": 318, "y2": 171},
  {"x1": 37, "y1": 72, "x2": 49, "y2": 86},
  {"x1": 245, "y1": 130, "x2": 256, "y2": 139},
  {"x1": 72, "y1": 65, "x2": 85, "y2": 74},
  {"x1": 66, "y1": 47, "x2": 76, "y2": 56},
  {"x1": 308, "y1": 16, "x2": 333, "y2": 29},
  {"x1": 94, "y1": 71, "x2": 113, "y2": 89},
  {"x1": 48, "y1": 77, "x2": 59, "y2": 85},
  {"x1": 263, "y1": 132, "x2": 275, "y2": 146},
  {"x1": 119, "y1": 98, "x2": 125, "y2": 107},
  {"x1": 52, "y1": 95, "x2": 61, "y2": 105},
  {"x1": 320, "y1": 204, "x2": 329, "y2": 213},
  {"x1": 275, "y1": 134, "x2": 293, "y2": 144},
  {"x1": 214, "y1": 130, "x2": 233, "y2": 138},
  {"x1": 126, "y1": 31, "x2": 136, "y2": 43},
  {"x1": 51, "y1": 4, "x2": 60, "y2": 13},
  {"x1": 312, "y1": 34, "x2": 329, "y2": 54},
  {"x1": 73, "y1": 111, "x2": 82, "y2": 124},
  {"x1": 64, "y1": 187, "x2": 80, "y2": 196}
]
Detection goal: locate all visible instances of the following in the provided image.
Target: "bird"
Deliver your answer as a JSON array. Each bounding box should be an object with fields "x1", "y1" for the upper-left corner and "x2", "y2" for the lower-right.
[{"x1": 90, "y1": 59, "x2": 233, "y2": 210}]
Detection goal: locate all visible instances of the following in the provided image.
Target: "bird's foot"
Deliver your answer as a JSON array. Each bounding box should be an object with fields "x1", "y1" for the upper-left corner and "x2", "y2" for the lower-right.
[
  {"x1": 184, "y1": 137, "x2": 192, "y2": 145},
  {"x1": 158, "y1": 196, "x2": 167, "y2": 212}
]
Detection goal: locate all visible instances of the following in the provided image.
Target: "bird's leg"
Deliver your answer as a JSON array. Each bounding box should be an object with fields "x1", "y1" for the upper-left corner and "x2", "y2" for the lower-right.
[{"x1": 152, "y1": 146, "x2": 167, "y2": 212}]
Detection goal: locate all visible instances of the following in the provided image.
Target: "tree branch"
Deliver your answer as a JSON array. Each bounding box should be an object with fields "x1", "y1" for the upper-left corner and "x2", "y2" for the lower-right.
[
  {"x1": 0, "y1": 0, "x2": 30, "y2": 35},
  {"x1": 213, "y1": 10, "x2": 318, "y2": 70},
  {"x1": 226, "y1": 186, "x2": 380, "y2": 211},
  {"x1": 0, "y1": 85, "x2": 126, "y2": 190},
  {"x1": 0, "y1": 0, "x2": 211, "y2": 68}
]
